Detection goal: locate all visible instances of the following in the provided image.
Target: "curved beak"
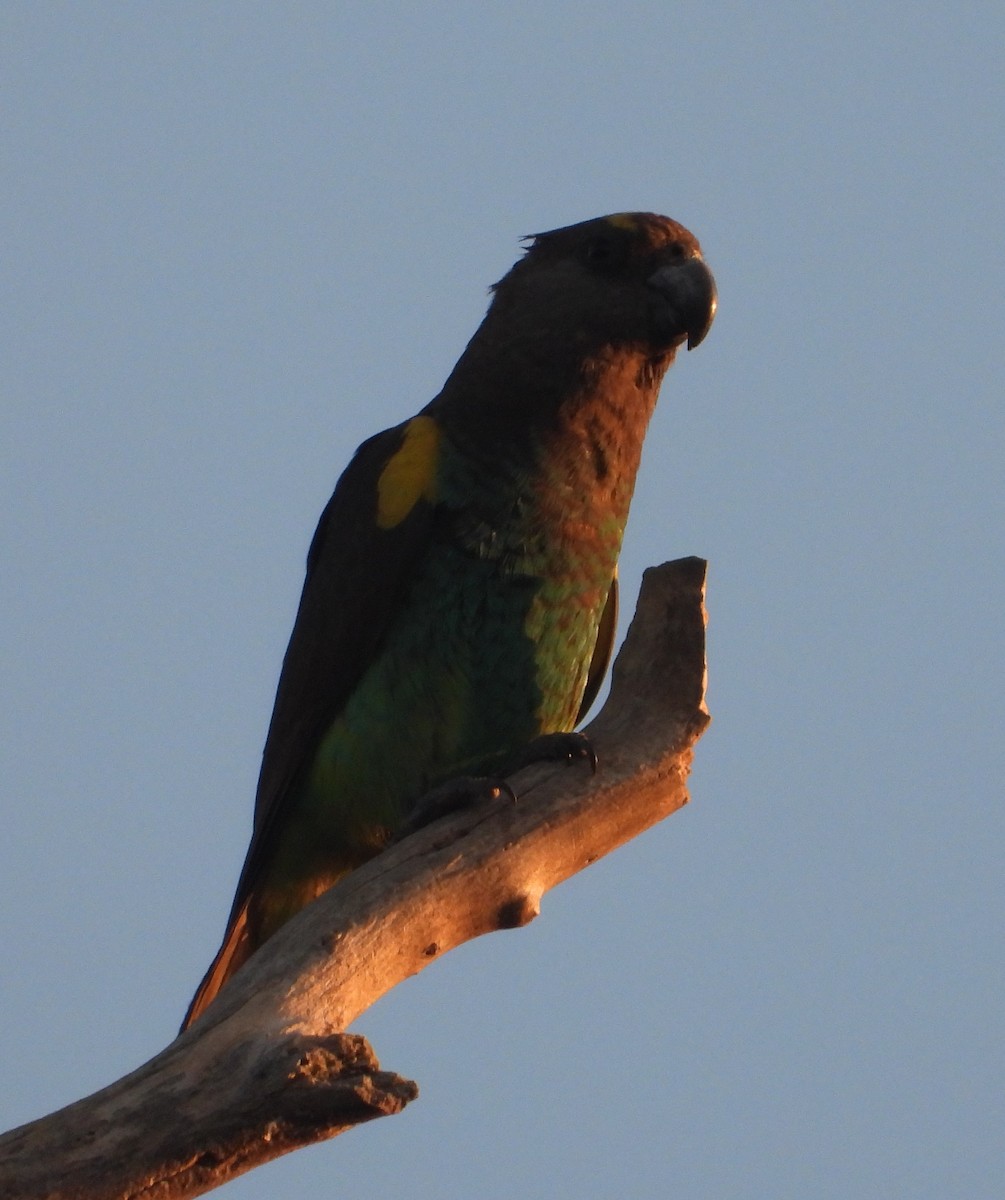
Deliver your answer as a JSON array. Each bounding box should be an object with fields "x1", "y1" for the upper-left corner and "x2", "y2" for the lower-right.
[{"x1": 648, "y1": 256, "x2": 718, "y2": 350}]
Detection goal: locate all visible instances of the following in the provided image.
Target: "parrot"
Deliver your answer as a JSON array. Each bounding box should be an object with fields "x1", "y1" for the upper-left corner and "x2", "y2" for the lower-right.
[{"x1": 181, "y1": 211, "x2": 716, "y2": 1029}]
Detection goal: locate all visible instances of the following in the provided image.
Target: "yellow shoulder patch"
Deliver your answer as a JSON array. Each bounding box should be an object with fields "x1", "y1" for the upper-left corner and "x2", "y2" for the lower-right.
[{"x1": 376, "y1": 415, "x2": 440, "y2": 529}]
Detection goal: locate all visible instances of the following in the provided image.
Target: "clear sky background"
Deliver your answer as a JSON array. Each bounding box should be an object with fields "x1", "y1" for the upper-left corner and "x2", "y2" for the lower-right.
[{"x1": 2, "y1": 5, "x2": 1002, "y2": 1197}]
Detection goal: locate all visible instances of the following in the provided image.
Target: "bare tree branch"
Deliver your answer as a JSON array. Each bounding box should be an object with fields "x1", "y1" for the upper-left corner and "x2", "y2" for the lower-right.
[{"x1": 0, "y1": 557, "x2": 710, "y2": 1200}]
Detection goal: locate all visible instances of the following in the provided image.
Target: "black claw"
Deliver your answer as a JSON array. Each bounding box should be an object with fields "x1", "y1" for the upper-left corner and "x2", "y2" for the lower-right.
[{"x1": 496, "y1": 780, "x2": 518, "y2": 805}]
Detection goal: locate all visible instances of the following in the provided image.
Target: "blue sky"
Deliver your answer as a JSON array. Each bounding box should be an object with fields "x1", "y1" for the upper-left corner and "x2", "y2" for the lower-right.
[{"x1": 2, "y1": 5, "x2": 1002, "y2": 1197}]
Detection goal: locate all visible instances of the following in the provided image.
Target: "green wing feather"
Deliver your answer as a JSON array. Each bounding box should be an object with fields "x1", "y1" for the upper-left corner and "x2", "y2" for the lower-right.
[{"x1": 577, "y1": 573, "x2": 617, "y2": 724}]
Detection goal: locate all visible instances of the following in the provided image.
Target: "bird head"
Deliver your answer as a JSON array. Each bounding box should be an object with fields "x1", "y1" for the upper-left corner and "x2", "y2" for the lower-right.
[{"x1": 492, "y1": 211, "x2": 717, "y2": 358}]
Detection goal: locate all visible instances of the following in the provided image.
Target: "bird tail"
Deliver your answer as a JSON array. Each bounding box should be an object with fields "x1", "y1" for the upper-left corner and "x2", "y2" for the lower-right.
[{"x1": 179, "y1": 903, "x2": 253, "y2": 1032}]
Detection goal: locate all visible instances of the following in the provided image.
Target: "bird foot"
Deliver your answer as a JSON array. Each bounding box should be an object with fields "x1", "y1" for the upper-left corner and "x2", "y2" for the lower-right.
[
  {"x1": 394, "y1": 733, "x2": 597, "y2": 842},
  {"x1": 394, "y1": 775, "x2": 516, "y2": 840},
  {"x1": 506, "y1": 730, "x2": 598, "y2": 775}
]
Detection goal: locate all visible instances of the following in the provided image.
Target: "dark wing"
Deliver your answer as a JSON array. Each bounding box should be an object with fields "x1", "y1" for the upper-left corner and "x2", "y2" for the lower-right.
[
  {"x1": 576, "y1": 572, "x2": 618, "y2": 724},
  {"x1": 182, "y1": 421, "x2": 438, "y2": 1029},
  {"x1": 248, "y1": 421, "x2": 435, "y2": 882}
]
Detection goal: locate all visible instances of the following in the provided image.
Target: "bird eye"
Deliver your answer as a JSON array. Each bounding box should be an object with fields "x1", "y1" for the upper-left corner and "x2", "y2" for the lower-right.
[{"x1": 582, "y1": 234, "x2": 617, "y2": 266}]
